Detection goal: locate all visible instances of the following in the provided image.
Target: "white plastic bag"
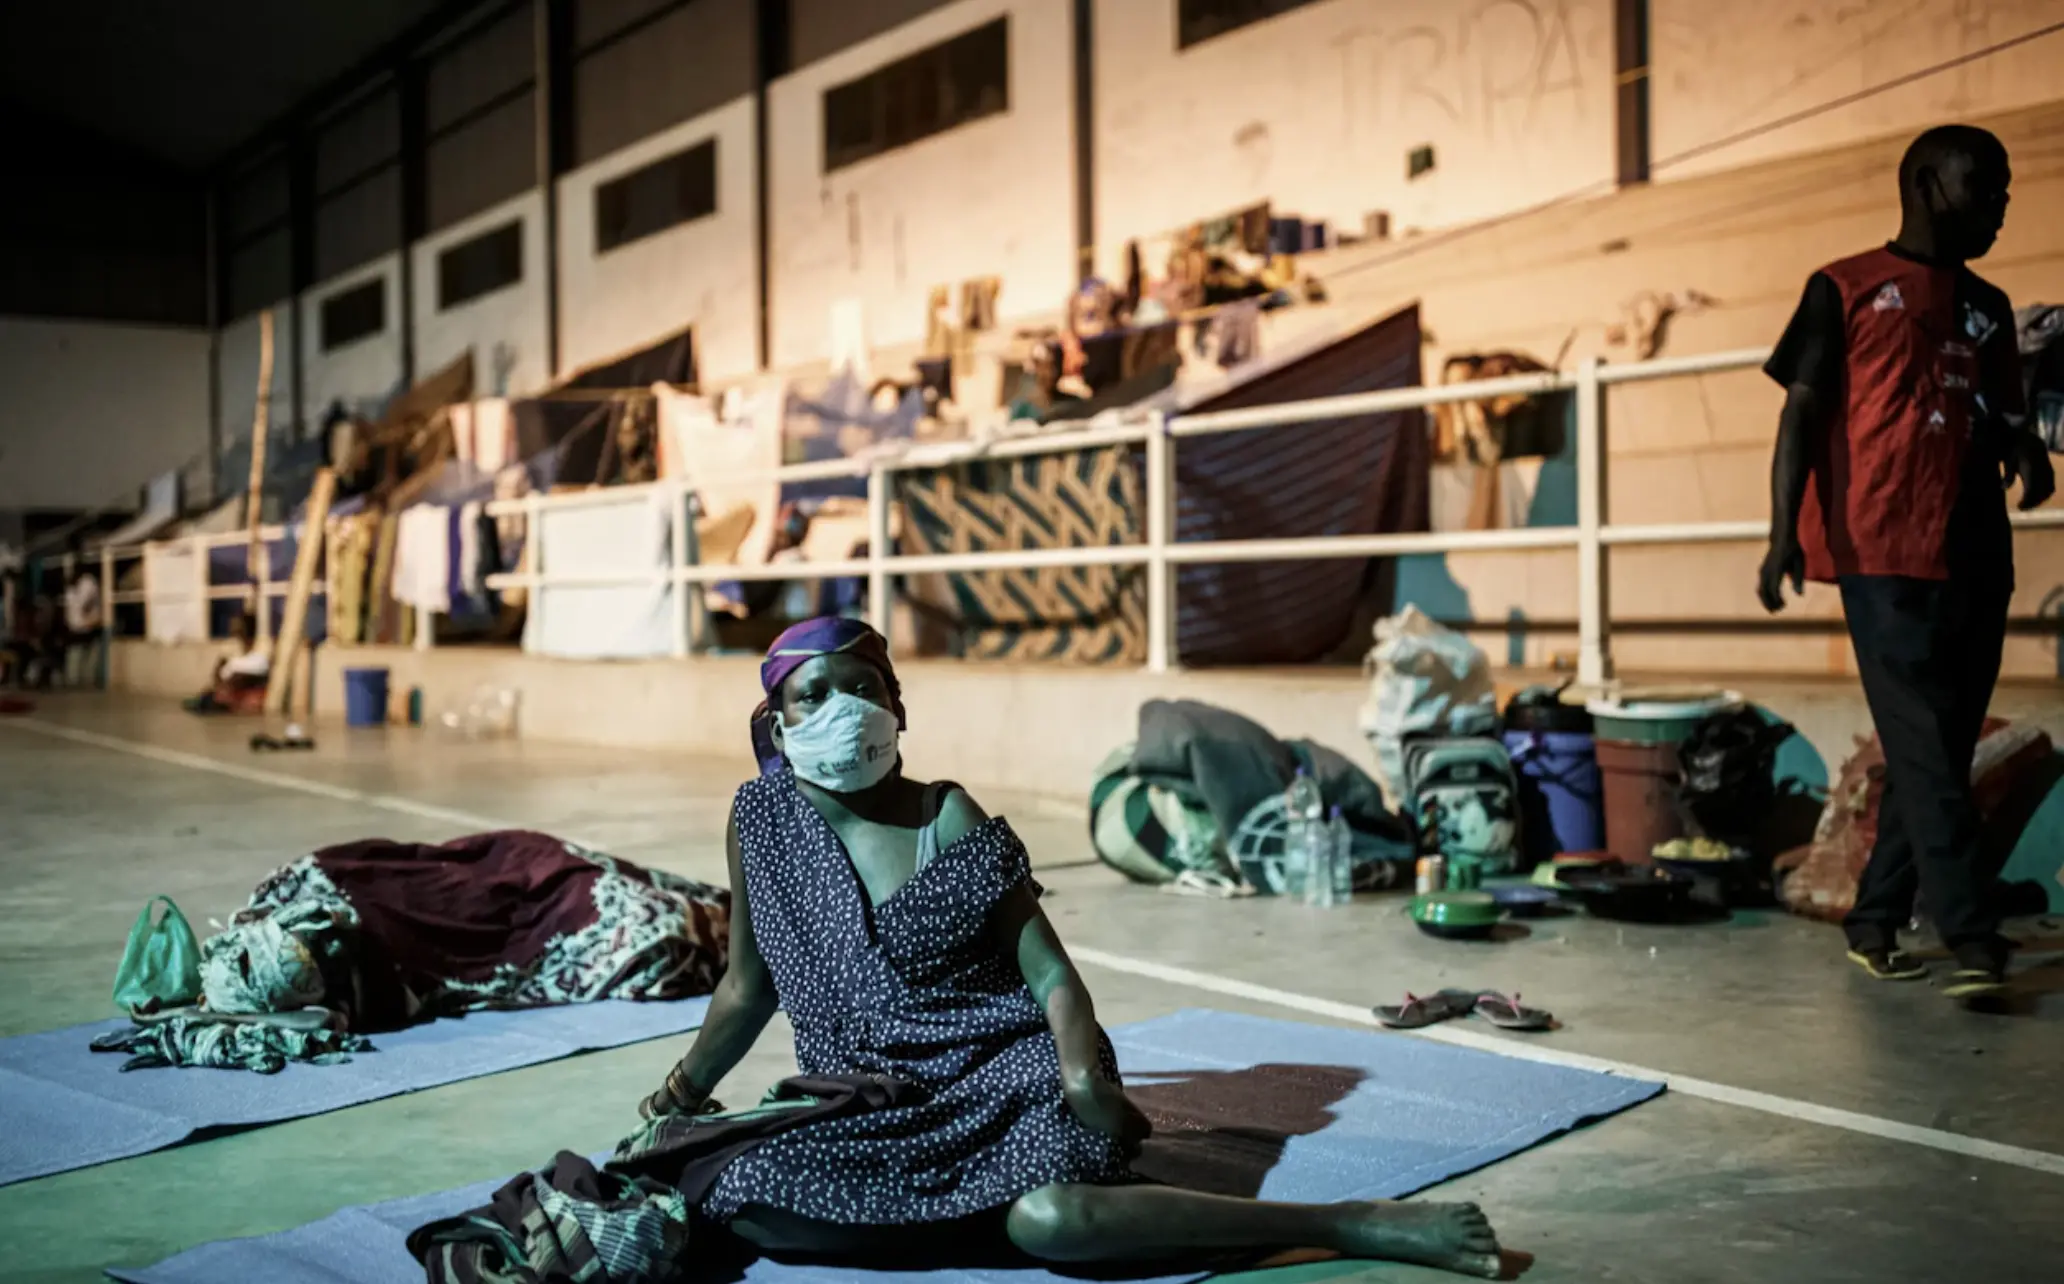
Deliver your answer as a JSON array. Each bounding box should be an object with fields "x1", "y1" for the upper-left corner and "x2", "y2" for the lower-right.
[{"x1": 1357, "y1": 607, "x2": 1497, "y2": 808}]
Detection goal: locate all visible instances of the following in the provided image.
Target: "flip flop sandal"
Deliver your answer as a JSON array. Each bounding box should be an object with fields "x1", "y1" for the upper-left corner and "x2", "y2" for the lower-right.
[
  {"x1": 1374, "y1": 989, "x2": 1479, "y2": 1030},
  {"x1": 1847, "y1": 947, "x2": 1928, "y2": 981},
  {"x1": 1472, "y1": 992, "x2": 1554, "y2": 1031}
]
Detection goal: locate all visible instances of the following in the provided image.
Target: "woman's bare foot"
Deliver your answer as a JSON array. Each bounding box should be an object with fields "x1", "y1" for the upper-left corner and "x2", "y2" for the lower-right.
[{"x1": 1333, "y1": 1200, "x2": 1502, "y2": 1278}]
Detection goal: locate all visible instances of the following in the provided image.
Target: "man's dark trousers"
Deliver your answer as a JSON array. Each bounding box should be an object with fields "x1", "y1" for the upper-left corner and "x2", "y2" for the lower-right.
[{"x1": 1838, "y1": 574, "x2": 2010, "y2": 958}]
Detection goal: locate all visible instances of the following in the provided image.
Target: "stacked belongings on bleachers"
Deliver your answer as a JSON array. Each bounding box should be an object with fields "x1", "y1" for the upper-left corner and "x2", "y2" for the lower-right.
[
  {"x1": 1773, "y1": 721, "x2": 2057, "y2": 923},
  {"x1": 91, "y1": 831, "x2": 731, "y2": 1073},
  {"x1": 1430, "y1": 349, "x2": 1569, "y2": 531},
  {"x1": 1091, "y1": 699, "x2": 1416, "y2": 897},
  {"x1": 515, "y1": 324, "x2": 695, "y2": 492},
  {"x1": 311, "y1": 352, "x2": 477, "y2": 648},
  {"x1": 2018, "y1": 303, "x2": 2064, "y2": 451}
]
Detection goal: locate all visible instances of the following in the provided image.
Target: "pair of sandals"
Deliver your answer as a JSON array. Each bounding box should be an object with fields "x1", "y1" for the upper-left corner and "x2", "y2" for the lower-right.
[{"x1": 1374, "y1": 988, "x2": 1553, "y2": 1032}]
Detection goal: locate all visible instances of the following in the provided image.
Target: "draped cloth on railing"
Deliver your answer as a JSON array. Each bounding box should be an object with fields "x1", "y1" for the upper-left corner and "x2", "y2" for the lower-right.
[
  {"x1": 898, "y1": 445, "x2": 1147, "y2": 664},
  {"x1": 1173, "y1": 304, "x2": 1429, "y2": 665}
]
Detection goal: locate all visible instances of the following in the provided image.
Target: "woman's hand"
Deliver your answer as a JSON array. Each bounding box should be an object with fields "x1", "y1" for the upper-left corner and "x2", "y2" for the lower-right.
[
  {"x1": 1066, "y1": 1073, "x2": 1152, "y2": 1154},
  {"x1": 639, "y1": 1063, "x2": 721, "y2": 1121}
]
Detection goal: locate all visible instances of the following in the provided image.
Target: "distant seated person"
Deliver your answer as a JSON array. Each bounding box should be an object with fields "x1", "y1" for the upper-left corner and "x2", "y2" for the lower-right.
[
  {"x1": 63, "y1": 562, "x2": 103, "y2": 687},
  {"x1": 184, "y1": 613, "x2": 270, "y2": 715},
  {"x1": 3, "y1": 586, "x2": 55, "y2": 689}
]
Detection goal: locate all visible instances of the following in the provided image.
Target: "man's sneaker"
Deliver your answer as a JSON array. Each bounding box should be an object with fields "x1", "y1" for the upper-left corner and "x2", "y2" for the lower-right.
[
  {"x1": 1846, "y1": 946, "x2": 1928, "y2": 981},
  {"x1": 1943, "y1": 942, "x2": 2009, "y2": 1000}
]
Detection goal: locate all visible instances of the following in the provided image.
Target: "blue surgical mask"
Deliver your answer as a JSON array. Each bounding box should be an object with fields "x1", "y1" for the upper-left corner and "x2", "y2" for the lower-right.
[{"x1": 780, "y1": 691, "x2": 901, "y2": 791}]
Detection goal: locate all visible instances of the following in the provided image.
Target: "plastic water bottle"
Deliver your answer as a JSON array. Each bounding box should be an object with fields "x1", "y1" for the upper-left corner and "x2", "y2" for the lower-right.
[
  {"x1": 1328, "y1": 805, "x2": 1355, "y2": 904},
  {"x1": 1284, "y1": 766, "x2": 1325, "y2": 899},
  {"x1": 1304, "y1": 805, "x2": 1350, "y2": 908}
]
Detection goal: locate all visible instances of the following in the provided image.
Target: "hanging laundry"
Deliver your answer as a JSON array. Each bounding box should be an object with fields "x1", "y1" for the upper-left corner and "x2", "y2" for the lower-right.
[
  {"x1": 456, "y1": 501, "x2": 485, "y2": 609},
  {"x1": 1207, "y1": 299, "x2": 1262, "y2": 369},
  {"x1": 828, "y1": 299, "x2": 870, "y2": 380},
  {"x1": 366, "y1": 513, "x2": 402, "y2": 643},
  {"x1": 391, "y1": 505, "x2": 452, "y2": 614},
  {"x1": 475, "y1": 507, "x2": 504, "y2": 604},
  {"x1": 326, "y1": 512, "x2": 378, "y2": 645},
  {"x1": 960, "y1": 277, "x2": 1000, "y2": 332}
]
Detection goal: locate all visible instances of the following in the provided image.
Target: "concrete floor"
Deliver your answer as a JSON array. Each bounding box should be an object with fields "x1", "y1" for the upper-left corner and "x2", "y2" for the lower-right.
[{"x1": 2, "y1": 694, "x2": 2060, "y2": 1284}]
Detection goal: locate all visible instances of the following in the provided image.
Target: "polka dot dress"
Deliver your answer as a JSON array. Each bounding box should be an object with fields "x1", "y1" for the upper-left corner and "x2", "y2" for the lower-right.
[{"x1": 701, "y1": 771, "x2": 1131, "y2": 1226}]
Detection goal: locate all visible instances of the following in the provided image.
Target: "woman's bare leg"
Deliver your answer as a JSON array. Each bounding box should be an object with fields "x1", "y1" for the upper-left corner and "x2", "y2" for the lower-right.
[{"x1": 1006, "y1": 1185, "x2": 1502, "y2": 1279}]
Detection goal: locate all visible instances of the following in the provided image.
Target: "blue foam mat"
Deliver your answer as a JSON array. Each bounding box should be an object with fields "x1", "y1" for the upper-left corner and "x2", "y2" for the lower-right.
[
  {"x1": 0, "y1": 996, "x2": 711, "y2": 1188},
  {"x1": 107, "y1": 1009, "x2": 1663, "y2": 1284}
]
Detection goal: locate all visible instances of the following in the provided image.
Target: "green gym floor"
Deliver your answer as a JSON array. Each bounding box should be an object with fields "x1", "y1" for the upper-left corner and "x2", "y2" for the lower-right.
[{"x1": 2, "y1": 695, "x2": 2060, "y2": 1283}]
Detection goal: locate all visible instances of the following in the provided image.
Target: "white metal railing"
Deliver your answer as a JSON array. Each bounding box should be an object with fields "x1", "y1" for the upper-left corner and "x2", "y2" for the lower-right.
[
  {"x1": 69, "y1": 522, "x2": 343, "y2": 654},
  {"x1": 108, "y1": 348, "x2": 2063, "y2": 684}
]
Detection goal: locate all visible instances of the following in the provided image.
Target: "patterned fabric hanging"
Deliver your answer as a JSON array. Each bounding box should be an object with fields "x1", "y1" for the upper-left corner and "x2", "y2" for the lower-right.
[{"x1": 897, "y1": 443, "x2": 1146, "y2": 664}]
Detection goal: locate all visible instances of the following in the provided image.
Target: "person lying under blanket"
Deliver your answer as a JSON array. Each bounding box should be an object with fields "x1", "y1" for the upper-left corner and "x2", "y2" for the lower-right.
[
  {"x1": 407, "y1": 618, "x2": 1503, "y2": 1282},
  {"x1": 92, "y1": 832, "x2": 729, "y2": 1073}
]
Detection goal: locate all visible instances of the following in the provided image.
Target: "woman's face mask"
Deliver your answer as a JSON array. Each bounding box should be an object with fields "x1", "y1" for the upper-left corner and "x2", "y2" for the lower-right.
[{"x1": 779, "y1": 690, "x2": 901, "y2": 792}]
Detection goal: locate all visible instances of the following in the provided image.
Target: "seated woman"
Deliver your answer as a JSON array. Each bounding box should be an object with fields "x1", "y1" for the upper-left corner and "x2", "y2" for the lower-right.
[{"x1": 635, "y1": 617, "x2": 1503, "y2": 1278}]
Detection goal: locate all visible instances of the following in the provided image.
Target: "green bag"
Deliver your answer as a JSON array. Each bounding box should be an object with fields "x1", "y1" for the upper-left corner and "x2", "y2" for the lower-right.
[{"x1": 112, "y1": 896, "x2": 204, "y2": 1013}]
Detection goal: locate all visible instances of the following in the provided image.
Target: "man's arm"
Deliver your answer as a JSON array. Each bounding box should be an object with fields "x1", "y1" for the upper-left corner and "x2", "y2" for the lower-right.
[
  {"x1": 1758, "y1": 273, "x2": 1843, "y2": 612},
  {"x1": 1760, "y1": 384, "x2": 1822, "y2": 612}
]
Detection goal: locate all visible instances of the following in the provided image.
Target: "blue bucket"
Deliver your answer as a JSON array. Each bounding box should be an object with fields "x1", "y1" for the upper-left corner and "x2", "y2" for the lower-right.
[
  {"x1": 342, "y1": 667, "x2": 391, "y2": 728},
  {"x1": 1503, "y1": 730, "x2": 1604, "y2": 865}
]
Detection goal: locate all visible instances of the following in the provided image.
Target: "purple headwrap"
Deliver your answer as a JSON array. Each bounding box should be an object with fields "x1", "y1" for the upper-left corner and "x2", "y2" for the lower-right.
[{"x1": 751, "y1": 617, "x2": 905, "y2": 775}]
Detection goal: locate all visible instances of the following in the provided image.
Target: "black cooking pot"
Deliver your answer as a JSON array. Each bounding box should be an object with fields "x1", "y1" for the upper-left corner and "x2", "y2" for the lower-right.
[{"x1": 1557, "y1": 864, "x2": 1694, "y2": 922}]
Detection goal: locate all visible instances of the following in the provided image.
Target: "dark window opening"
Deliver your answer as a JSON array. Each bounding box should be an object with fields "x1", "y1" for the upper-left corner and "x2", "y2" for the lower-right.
[
  {"x1": 595, "y1": 139, "x2": 718, "y2": 254},
  {"x1": 437, "y1": 218, "x2": 524, "y2": 310},
  {"x1": 1176, "y1": 0, "x2": 1323, "y2": 49},
  {"x1": 822, "y1": 18, "x2": 1008, "y2": 173},
  {"x1": 320, "y1": 277, "x2": 387, "y2": 351},
  {"x1": 1408, "y1": 144, "x2": 1437, "y2": 180}
]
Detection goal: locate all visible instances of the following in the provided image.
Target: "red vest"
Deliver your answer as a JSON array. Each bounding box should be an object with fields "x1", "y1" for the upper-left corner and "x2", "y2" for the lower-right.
[{"x1": 1801, "y1": 248, "x2": 1987, "y2": 582}]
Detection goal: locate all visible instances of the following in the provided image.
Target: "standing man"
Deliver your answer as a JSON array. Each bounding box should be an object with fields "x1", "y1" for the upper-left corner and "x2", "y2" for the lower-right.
[
  {"x1": 1758, "y1": 125, "x2": 2055, "y2": 998},
  {"x1": 62, "y1": 553, "x2": 104, "y2": 688}
]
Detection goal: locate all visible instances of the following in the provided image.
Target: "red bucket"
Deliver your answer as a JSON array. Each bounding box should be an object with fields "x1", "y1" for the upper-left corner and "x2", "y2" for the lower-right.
[{"x1": 1594, "y1": 737, "x2": 1686, "y2": 863}]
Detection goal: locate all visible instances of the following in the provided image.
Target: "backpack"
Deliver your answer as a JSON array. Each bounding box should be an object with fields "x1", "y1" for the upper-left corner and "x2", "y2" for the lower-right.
[
  {"x1": 1088, "y1": 745, "x2": 1232, "y2": 887},
  {"x1": 1403, "y1": 737, "x2": 1521, "y2": 873}
]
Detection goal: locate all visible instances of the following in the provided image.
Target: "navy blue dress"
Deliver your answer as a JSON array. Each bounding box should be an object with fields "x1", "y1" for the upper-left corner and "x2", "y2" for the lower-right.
[{"x1": 700, "y1": 771, "x2": 1131, "y2": 1225}]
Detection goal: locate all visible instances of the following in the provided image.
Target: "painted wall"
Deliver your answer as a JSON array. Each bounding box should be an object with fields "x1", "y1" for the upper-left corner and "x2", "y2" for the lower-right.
[
  {"x1": 1652, "y1": 0, "x2": 2064, "y2": 179},
  {"x1": 298, "y1": 254, "x2": 406, "y2": 425},
  {"x1": 1094, "y1": 0, "x2": 1617, "y2": 275},
  {"x1": 412, "y1": 191, "x2": 552, "y2": 397},
  {"x1": 765, "y1": 0, "x2": 1077, "y2": 368},
  {"x1": 558, "y1": 96, "x2": 760, "y2": 382},
  {"x1": 0, "y1": 317, "x2": 211, "y2": 510}
]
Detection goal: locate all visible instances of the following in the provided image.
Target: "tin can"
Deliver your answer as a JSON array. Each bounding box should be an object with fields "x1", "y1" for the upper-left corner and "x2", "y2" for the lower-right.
[{"x1": 1415, "y1": 856, "x2": 1446, "y2": 896}]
